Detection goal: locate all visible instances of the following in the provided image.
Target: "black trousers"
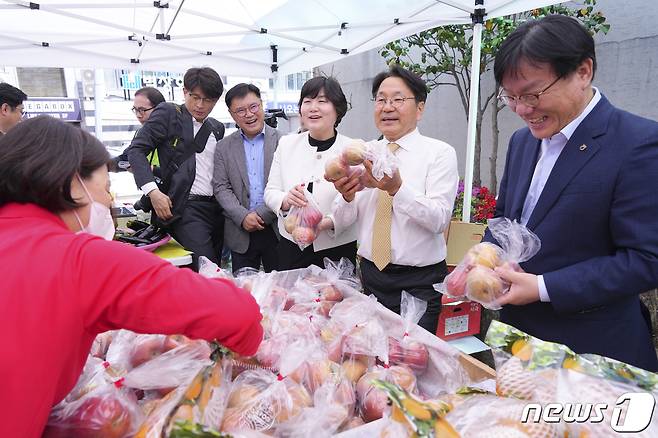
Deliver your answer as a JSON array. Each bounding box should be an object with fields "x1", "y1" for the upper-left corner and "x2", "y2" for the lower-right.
[
  {"x1": 170, "y1": 197, "x2": 224, "y2": 270},
  {"x1": 231, "y1": 225, "x2": 279, "y2": 274},
  {"x1": 276, "y1": 237, "x2": 357, "y2": 271},
  {"x1": 360, "y1": 257, "x2": 448, "y2": 334}
]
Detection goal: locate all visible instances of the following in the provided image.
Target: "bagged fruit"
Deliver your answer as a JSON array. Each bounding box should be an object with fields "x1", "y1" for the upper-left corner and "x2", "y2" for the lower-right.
[
  {"x1": 436, "y1": 218, "x2": 540, "y2": 309},
  {"x1": 388, "y1": 291, "x2": 430, "y2": 375},
  {"x1": 134, "y1": 359, "x2": 233, "y2": 437},
  {"x1": 221, "y1": 369, "x2": 312, "y2": 433},
  {"x1": 43, "y1": 383, "x2": 143, "y2": 438},
  {"x1": 285, "y1": 189, "x2": 323, "y2": 250},
  {"x1": 356, "y1": 364, "x2": 418, "y2": 423}
]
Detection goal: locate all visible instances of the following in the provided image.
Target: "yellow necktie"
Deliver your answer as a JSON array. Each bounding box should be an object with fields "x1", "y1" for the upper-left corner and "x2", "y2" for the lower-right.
[{"x1": 371, "y1": 142, "x2": 400, "y2": 270}]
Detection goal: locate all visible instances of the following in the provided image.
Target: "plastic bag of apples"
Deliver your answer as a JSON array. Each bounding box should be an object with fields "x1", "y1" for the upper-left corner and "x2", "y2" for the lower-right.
[
  {"x1": 435, "y1": 217, "x2": 541, "y2": 310},
  {"x1": 324, "y1": 139, "x2": 399, "y2": 185},
  {"x1": 283, "y1": 188, "x2": 324, "y2": 250}
]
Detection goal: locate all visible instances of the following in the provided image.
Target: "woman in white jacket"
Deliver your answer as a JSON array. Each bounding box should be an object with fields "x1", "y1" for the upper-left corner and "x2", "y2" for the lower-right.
[{"x1": 265, "y1": 76, "x2": 357, "y2": 269}]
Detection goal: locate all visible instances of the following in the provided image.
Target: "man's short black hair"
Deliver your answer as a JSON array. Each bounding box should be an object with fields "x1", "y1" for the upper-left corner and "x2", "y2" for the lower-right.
[
  {"x1": 0, "y1": 116, "x2": 109, "y2": 212},
  {"x1": 0, "y1": 83, "x2": 27, "y2": 108},
  {"x1": 298, "y1": 76, "x2": 348, "y2": 127},
  {"x1": 134, "y1": 87, "x2": 165, "y2": 106},
  {"x1": 371, "y1": 65, "x2": 428, "y2": 103},
  {"x1": 225, "y1": 83, "x2": 261, "y2": 108},
  {"x1": 494, "y1": 14, "x2": 597, "y2": 84},
  {"x1": 184, "y1": 67, "x2": 223, "y2": 100}
]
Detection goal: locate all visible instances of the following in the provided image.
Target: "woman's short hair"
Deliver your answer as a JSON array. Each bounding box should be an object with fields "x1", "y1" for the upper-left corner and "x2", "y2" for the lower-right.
[
  {"x1": 372, "y1": 65, "x2": 428, "y2": 103},
  {"x1": 135, "y1": 87, "x2": 165, "y2": 107},
  {"x1": 494, "y1": 14, "x2": 597, "y2": 84},
  {"x1": 298, "y1": 76, "x2": 348, "y2": 127},
  {"x1": 0, "y1": 116, "x2": 110, "y2": 212}
]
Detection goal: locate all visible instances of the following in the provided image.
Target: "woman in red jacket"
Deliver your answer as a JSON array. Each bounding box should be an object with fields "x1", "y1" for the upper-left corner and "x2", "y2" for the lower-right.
[{"x1": 0, "y1": 116, "x2": 263, "y2": 437}]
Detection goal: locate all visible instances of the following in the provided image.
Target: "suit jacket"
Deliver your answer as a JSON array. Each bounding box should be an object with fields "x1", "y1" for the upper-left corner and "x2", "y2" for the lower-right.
[
  {"x1": 485, "y1": 95, "x2": 658, "y2": 371},
  {"x1": 213, "y1": 125, "x2": 282, "y2": 253},
  {"x1": 127, "y1": 103, "x2": 224, "y2": 224}
]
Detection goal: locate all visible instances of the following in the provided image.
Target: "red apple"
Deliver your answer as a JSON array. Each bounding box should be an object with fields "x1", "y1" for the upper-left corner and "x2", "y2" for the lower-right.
[
  {"x1": 129, "y1": 337, "x2": 165, "y2": 368},
  {"x1": 319, "y1": 284, "x2": 343, "y2": 302},
  {"x1": 444, "y1": 265, "x2": 469, "y2": 297},
  {"x1": 388, "y1": 337, "x2": 429, "y2": 374},
  {"x1": 68, "y1": 393, "x2": 135, "y2": 438},
  {"x1": 292, "y1": 227, "x2": 316, "y2": 245},
  {"x1": 301, "y1": 207, "x2": 323, "y2": 228},
  {"x1": 359, "y1": 385, "x2": 389, "y2": 422}
]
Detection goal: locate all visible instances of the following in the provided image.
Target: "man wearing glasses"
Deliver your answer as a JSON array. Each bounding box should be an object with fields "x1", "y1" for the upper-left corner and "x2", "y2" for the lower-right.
[
  {"x1": 330, "y1": 65, "x2": 459, "y2": 333},
  {"x1": 213, "y1": 83, "x2": 282, "y2": 273},
  {"x1": 0, "y1": 82, "x2": 27, "y2": 137},
  {"x1": 110, "y1": 87, "x2": 165, "y2": 173},
  {"x1": 128, "y1": 67, "x2": 226, "y2": 269},
  {"x1": 486, "y1": 15, "x2": 658, "y2": 371}
]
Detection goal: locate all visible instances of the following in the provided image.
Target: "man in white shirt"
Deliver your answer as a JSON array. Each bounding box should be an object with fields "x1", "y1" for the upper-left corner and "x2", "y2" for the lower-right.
[
  {"x1": 331, "y1": 65, "x2": 459, "y2": 333},
  {"x1": 128, "y1": 67, "x2": 225, "y2": 269},
  {"x1": 487, "y1": 15, "x2": 658, "y2": 371}
]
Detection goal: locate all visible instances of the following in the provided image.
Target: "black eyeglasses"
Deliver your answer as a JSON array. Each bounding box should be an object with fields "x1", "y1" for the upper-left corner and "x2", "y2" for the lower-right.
[
  {"x1": 498, "y1": 76, "x2": 563, "y2": 109},
  {"x1": 231, "y1": 102, "x2": 261, "y2": 117},
  {"x1": 131, "y1": 106, "x2": 156, "y2": 115}
]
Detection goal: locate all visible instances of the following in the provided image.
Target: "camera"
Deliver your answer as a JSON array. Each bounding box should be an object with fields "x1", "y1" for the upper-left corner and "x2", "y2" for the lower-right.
[{"x1": 264, "y1": 108, "x2": 288, "y2": 129}]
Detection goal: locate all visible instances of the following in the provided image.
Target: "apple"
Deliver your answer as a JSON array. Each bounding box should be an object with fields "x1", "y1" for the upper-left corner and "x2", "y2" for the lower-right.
[
  {"x1": 304, "y1": 359, "x2": 341, "y2": 394},
  {"x1": 301, "y1": 207, "x2": 323, "y2": 228},
  {"x1": 388, "y1": 337, "x2": 429, "y2": 374},
  {"x1": 255, "y1": 338, "x2": 282, "y2": 368},
  {"x1": 163, "y1": 334, "x2": 191, "y2": 352},
  {"x1": 319, "y1": 284, "x2": 343, "y2": 302},
  {"x1": 466, "y1": 243, "x2": 501, "y2": 269},
  {"x1": 341, "y1": 359, "x2": 367, "y2": 384},
  {"x1": 324, "y1": 158, "x2": 349, "y2": 181},
  {"x1": 129, "y1": 337, "x2": 165, "y2": 368},
  {"x1": 292, "y1": 226, "x2": 316, "y2": 245},
  {"x1": 284, "y1": 213, "x2": 298, "y2": 234},
  {"x1": 68, "y1": 392, "x2": 136, "y2": 438},
  {"x1": 466, "y1": 265, "x2": 504, "y2": 305},
  {"x1": 444, "y1": 265, "x2": 470, "y2": 297},
  {"x1": 342, "y1": 141, "x2": 368, "y2": 165}
]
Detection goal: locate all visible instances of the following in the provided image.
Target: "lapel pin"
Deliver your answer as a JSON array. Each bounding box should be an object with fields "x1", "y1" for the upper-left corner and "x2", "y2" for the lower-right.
[{"x1": 579, "y1": 144, "x2": 587, "y2": 151}]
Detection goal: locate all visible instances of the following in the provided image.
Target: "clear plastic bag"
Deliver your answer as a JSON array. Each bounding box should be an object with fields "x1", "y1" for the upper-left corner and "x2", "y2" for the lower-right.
[
  {"x1": 435, "y1": 218, "x2": 540, "y2": 309},
  {"x1": 221, "y1": 369, "x2": 312, "y2": 433},
  {"x1": 388, "y1": 291, "x2": 430, "y2": 375},
  {"x1": 355, "y1": 365, "x2": 418, "y2": 423},
  {"x1": 285, "y1": 188, "x2": 324, "y2": 250},
  {"x1": 365, "y1": 141, "x2": 400, "y2": 181},
  {"x1": 43, "y1": 383, "x2": 143, "y2": 438},
  {"x1": 198, "y1": 256, "x2": 234, "y2": 279}
]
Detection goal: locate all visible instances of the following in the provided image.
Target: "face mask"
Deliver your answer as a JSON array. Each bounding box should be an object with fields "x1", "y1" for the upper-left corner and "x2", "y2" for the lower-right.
[{"x1": 73, "y1": 174, "x2": 115, "y2": 241}]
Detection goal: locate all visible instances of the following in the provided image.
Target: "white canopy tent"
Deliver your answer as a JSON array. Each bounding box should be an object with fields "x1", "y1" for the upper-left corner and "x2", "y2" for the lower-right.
[{"x1": 0, "y1": 0, "x2": 563, "y2": 221}]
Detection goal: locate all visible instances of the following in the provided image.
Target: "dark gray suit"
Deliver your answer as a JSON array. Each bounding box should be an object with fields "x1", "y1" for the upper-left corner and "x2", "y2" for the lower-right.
[{"x1": 213, "y1": 125, "x2": 282, "y2": 271}]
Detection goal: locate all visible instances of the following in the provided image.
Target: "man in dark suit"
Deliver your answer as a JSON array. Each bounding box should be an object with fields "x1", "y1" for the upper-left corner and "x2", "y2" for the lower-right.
[
  {"x1": 0, "y1": 83, "x2": 27, "y2": 136},
  {"x1": 487, "y1": 15, "x2": 658, "y2": 371},
  {"x1": 128, "y1": 67, "x2": 225, "y2": 268},
  {"x1": 213, "y1": 83, "x2": 281, "y2": 273}
]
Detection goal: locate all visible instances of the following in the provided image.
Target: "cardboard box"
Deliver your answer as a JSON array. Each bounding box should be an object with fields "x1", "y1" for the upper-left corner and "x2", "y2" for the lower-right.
[
  {"x1": 446, "y1": 221, "x2": 488, "y2": 266},
  {"x1": 436, "y1": 295, "x2": 482, "y2": 341}
]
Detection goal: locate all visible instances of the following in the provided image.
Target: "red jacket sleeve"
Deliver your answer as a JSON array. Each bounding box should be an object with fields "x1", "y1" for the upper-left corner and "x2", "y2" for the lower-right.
[{"x1": 69, "y1": 236, "x2": 263, "y2": 356}]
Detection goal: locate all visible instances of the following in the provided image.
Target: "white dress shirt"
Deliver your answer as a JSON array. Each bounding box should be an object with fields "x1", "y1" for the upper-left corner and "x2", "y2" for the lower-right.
[
  {"x1": 522, "y1": 88, "x2": 601, "y2": 301},
  {"x1": 332, "y1": 128, "x2": 459, "y2": 267},
  {"x1": 140, "y1": 118, "x2": 218, "y2": 196},
  {"x1": 264, "y1": 131, "x2": 358, "y2": 252}
]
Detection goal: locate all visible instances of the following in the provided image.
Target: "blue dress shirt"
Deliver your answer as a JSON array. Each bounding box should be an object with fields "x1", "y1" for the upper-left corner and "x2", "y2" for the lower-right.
[{"x1": 242, "y1": 130, "x2": 265, "y2": 211}]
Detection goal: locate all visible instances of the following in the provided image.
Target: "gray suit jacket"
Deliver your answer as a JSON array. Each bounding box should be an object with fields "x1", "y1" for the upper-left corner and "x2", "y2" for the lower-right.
[{"x1": 213, "y1": 124, "x2": 282, "y2": 253}]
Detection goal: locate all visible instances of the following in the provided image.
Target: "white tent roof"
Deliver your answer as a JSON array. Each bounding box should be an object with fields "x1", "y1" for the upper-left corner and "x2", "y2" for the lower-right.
[{"x1": 1, "y1": 0, "x2": 564, "y2": 77}]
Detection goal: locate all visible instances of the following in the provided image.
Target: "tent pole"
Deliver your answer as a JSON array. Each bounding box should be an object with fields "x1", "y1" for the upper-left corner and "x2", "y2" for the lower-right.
[
  {"x1": 462, "y1": 0, "x2": 485, "y2": 223},
  {"x1": 93, "y1": 68, "x2": 105, "y2": 141}
]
